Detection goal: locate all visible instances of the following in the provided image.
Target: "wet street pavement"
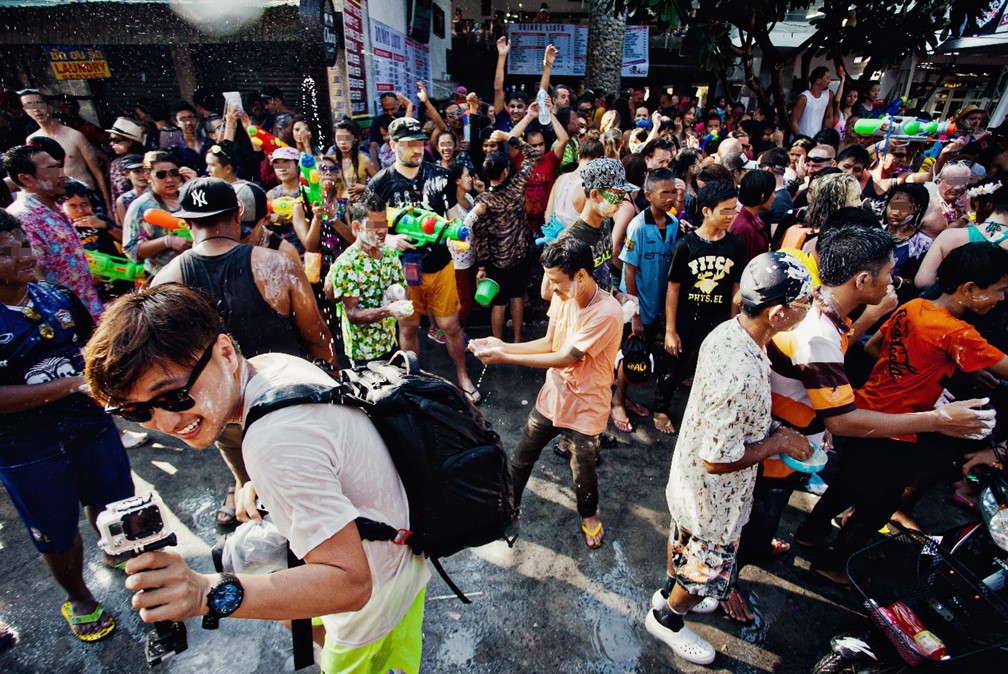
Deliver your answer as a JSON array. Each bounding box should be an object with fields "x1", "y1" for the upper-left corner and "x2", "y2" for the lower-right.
[{"x1": 0, "y1": 330, "x2": 993, "y2": 673}]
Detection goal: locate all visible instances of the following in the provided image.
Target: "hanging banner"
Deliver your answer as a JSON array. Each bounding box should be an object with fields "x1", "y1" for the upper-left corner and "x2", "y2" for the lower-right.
[
  {"x1": 370, "y1": 19, "x2": 431, "y2": 113},
  {"x1": 45, "y1": 45, "x2": 111, "y2": 80},
  {"x1": 342, "y1": 0, "x2": 368, "y2": 116},
  {"x1": 621, "y1": 25, "x2": 649, "y2": 78}
]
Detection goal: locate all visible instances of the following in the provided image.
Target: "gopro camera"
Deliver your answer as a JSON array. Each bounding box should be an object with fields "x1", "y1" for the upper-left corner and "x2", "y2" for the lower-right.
[{"x1": 97, "y1": 493, "x2": 187, "y2": 667}]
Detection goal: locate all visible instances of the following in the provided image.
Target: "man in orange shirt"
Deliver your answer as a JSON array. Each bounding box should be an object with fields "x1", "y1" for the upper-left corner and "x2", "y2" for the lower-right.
[
  {"x1": 469, "y1": 237, "x2": 622, "y2": 549},
  {"x1": 797, "y1": 241, "x2": 1006, "y2": 584}
]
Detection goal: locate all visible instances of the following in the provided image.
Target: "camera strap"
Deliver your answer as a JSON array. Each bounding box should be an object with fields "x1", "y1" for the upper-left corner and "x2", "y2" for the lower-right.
[{"x1": 286, "y1": 546, "x2": 314, "y2": 671}]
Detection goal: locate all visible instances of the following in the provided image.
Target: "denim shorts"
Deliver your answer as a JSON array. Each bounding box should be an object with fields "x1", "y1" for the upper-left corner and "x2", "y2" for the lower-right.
[{"x1": 0, "y1": 420, "x2": 134, "y2": 553}]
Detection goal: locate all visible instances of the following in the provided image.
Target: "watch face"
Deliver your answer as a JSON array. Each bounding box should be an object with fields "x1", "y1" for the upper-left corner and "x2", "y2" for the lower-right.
[{"x1": 212, "y1": 579, "x2": 244, "y2": 615}]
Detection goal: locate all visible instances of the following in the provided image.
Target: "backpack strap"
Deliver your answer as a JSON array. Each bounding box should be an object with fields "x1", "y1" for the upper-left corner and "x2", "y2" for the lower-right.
[
  {"x1": 241, "y1": 382, "x2": 351, "y2": 442},
  {"x1": 286, "y1": 546, "x2": 313, "y2": 671}
]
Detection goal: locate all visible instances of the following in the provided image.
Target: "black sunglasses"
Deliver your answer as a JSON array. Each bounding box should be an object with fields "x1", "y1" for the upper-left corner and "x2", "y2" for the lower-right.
[
  {"x1": 105, "y1": 335, "x2": 219, "y2": 423},
  {"x1": 151, "y1": 168, "x2": 181, "y2": 179},
  {"x1": 806, "y1": 155, "x2": 832, "y2": 163}
]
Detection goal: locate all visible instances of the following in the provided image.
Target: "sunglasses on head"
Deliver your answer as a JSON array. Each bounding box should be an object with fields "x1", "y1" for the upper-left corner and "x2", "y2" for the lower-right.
[
  {"x1": 105, "y1": 334, "x2": 220, "y2": 423},
  {"x1": 151, "y1": 168, "x2": 181, "y2": 179},
  {"x1": 807, "y1": 155, "x2": 832, "y2": 163}
]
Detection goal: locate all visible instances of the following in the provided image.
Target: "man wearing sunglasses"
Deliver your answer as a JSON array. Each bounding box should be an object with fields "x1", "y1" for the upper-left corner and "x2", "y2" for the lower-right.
[
  {"x1": 150, "y1": 177, "x2": 338, "y2": 528},
  {"x1": 84, "y1": 283, "x2": 429, "y2": 673}
]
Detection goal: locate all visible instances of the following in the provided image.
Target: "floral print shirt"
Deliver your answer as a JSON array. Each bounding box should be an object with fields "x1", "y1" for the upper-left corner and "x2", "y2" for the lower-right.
[
  {"x1": 665, "y1": 318, "x2": 772, "y2": 546},
  {"x1": 7, "y1": 192, "x2": 103, "y2": 320}
]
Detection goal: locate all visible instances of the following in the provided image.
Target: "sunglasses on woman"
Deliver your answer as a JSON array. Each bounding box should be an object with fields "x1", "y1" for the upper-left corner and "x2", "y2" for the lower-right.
[
  {"x1": 151, "y1": 168, "x2": 181, "y2": 179},
  {"x1": 105, "y1": 335, "x2": 219, "y2": 423}
]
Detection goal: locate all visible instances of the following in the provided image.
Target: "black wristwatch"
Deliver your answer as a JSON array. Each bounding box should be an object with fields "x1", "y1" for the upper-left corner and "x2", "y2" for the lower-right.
[{"x1": 202, "y1": 573, "x2": 244, "y2": 629}]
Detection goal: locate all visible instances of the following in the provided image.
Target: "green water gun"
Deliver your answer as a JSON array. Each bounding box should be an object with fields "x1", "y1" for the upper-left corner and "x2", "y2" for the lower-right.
[
  {"x1": 387, "y1": 207, "x2": 470, "y2": 249},
  {"x1": 299, "y1": 153, "x2": 322, "y2": 209},
  {"x1": 85, "y1": 250, "x2": 146, "y2": 283}
]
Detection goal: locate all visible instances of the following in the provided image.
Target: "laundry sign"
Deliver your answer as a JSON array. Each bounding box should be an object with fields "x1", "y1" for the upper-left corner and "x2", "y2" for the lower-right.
[{"x1": 45, "y1": 45, "x2": 111, "y2": 80}]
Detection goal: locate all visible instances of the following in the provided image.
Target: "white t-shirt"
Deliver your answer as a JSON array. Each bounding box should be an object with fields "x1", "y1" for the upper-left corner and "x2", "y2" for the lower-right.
[{"x1": 241, "y1": 353, "x2": 430, "y2": 647}]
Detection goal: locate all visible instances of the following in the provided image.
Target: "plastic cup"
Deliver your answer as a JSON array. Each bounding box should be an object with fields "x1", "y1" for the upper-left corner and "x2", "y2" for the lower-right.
[{"x1": 474, "y1": 278, "x2": 500, "y2": 306}]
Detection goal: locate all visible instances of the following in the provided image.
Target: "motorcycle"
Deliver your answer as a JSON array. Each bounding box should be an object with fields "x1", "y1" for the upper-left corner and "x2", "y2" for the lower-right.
[{"x1": 811, "y1": 463, "x2": 1008, "y2": 673}]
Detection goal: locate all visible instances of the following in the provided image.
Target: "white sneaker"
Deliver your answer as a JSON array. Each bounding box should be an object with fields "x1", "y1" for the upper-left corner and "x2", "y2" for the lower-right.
[
  {"x1": 645, "y1": 609, "x2": 716, "y2": 665},
  {"x1": 650, "y1": 590, "x2": 718, "y2": 614},
  {"x1": 120, "y1": 429, "x2": 149, "y2": 449}
]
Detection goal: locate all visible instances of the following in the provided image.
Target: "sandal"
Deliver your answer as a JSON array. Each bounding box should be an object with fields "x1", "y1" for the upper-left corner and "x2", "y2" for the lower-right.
[
  {"x1": 463, "y1": 387, "x2": 482, "y2": 406},
  {"x1": 216, "y1": 486, "x2": 238, "y2": 529},
  {"x1": 770, "y1": 538, "x2": 791, "y2": 556},
  {"x1": 610, "y1": 407, "x2": 633, "y2": 433},
  {"x1": 624, "y1": 398, "x2": 650, "y2": 418},
  {"x1": 581, "y1": 520, "x2": 605, "y2": 549},
  {"x1": 653, "y1": 413, "x2": 676, "y2": 435},
  {"x1": 60, "y1": 602, "x2": 115, "y2": 642}
]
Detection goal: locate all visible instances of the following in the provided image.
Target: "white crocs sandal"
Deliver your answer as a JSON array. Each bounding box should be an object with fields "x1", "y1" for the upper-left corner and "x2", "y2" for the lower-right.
[
  {"x1": 650, "y1": 590, "x2": 718, "y2": 614},
  {"x1": 645, "y1": 610, "x2": 716, "y2": 665}
]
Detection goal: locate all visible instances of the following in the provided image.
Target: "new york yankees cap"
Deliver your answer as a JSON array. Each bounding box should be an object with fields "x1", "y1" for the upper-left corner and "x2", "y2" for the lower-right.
[{"x1": 176, "y1": 177, "x2": 240, "y2": 219}]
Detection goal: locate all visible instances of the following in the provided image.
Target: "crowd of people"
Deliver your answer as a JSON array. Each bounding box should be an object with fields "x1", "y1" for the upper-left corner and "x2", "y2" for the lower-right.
[{"x1": 1, "y1": 38, "x2": 1007, "y2": 671}]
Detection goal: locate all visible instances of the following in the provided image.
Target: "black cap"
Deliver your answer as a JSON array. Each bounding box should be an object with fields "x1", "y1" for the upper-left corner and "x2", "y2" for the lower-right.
[
  {"x1": 233, "y1": 181, "x2": 267, "y2": 224},
  {"x1": 739, "y1": 252, "x2": 813, "y2": 311},
  {"x1": 175, "y1": 177, "x2": 240, "y2": 219},
  {"x1": 616, "y1": 335, "x2": 654, "y2": 385},
  {"x1": 389, "y1": 117, "x2": 428, "y2": 141},
  {"x1": 121, "y1": 154, "x2": 144, "y2": 170}
]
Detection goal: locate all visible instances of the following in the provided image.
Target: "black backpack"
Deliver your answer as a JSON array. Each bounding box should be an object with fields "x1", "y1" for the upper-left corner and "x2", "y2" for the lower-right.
[{"x1": 242, "y1": 351, "x2": 515, "y2": 602}]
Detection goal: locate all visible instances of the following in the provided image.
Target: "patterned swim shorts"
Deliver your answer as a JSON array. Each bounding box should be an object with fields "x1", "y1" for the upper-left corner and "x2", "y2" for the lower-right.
[{"x1": 667, "y1": 519, "x2": 738, "y2": 600}]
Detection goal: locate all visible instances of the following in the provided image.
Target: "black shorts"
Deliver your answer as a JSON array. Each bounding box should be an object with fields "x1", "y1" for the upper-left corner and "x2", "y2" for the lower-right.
[{"x1": 486, "y1": 260, "x2": 530, "y2": 305}]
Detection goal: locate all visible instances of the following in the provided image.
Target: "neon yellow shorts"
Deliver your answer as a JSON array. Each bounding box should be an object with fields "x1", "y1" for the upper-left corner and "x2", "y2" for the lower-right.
[{"x1": 320, "y1": 587, "x2": 425, "y2": 674}]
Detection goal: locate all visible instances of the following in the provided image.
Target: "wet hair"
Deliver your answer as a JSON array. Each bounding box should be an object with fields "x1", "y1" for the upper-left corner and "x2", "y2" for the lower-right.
[
  {"x1": 3, "y1": 145, "x2": 45, "y2": 187},
  {"x1": 883, "y1": 183, "x2": 929, "y2": 232},
  {"x1": 644, "y1": 167, "x2": 675, "y2": 193},
  {"x1": 738, "y1": 169, "x2": 777, "y2": 207},
  {"x1": 936, "y1": 242, "x2": 1008, "y2": 294},
  {"x1": 83, "y1": 283, "x2": 227, "y2": 406},
  {"x1": 671, "y1": 148, "x2": 701, "y2": 181},
  {"x1": 806, "y1": 173, "x2": 860, "y2": 230},
  {"x1": 26, "y1": 135, "x2": 65, "y2": 162},
  {"x1": 817, "y1": 226, "x2": 896, "y2": 286},
  {"x1": 541, "y1": 236, "x2": 593, "y2": 278},
  {"x1": 836, "y1": 145, "x2": 871, "y2": 166},
  {"x1": 482, "y1": 150, "x2": 509, "y2": 181},
  {"x1": 820, "y1": 206, "x2": 882, "y2": 237},
  {"x1": 599, "y1": 110, "x2": 621, "y2": 134},
  {"x1": 813, "y1": 128, "x2": 840, "y2": 152},
  {"x1": 601, "y1": 128, "x2": 622, "y2": 159},
  {"x1": 348, "y1": 192, "x2": 387, "y2": 224},
  {"x1": 640, "y1": 138, "x2": 674, "y2": 160},
  {"x1": 16, "y1": 88, "x2": 43, "y2": 99},
  {"x1": 697, "y1": 164, "x2": 732, "y2": 185},
  {"x1": 697, "y1": 179, "x2": 737, "y2": 211},
  {"x1": 578, "y1": 133, "x2": 604, "y2": 160},
  {"x1": 0, "y1": 208, "x2": 23, "y2": 233}
]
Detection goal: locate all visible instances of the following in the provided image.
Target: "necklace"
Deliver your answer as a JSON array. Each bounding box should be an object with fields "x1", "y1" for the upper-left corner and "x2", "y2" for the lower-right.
[{"x1": 984, "y1": 219, "x2": 1005, "y2": 237}]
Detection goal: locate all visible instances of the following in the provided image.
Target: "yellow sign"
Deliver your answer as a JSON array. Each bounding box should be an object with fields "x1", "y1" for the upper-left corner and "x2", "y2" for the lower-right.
[{"x1": 46, "y1": 46, "x2": 111, "y2": 81}]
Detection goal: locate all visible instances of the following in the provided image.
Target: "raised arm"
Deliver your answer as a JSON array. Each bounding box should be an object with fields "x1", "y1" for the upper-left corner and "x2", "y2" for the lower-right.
[
  {"x1": 538, "y1": 44, "x2": 557, "y2": 97},
  {"x1": 493, "y1": 37, "x2": 510, "y2": 116},
  {"x1": 417, "y1": 81, "x2": 446, "y2": 131}
]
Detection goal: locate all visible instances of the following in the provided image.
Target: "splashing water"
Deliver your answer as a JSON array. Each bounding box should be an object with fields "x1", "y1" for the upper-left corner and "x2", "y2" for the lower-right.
[{"x1": 302, "y1": 76, "x2": 323, "y2": 146}]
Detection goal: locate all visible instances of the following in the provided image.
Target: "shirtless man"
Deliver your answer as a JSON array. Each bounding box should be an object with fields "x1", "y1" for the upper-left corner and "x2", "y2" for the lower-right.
[{"x1": 19, "y1": 89, "x2": 111, "y2": 212}]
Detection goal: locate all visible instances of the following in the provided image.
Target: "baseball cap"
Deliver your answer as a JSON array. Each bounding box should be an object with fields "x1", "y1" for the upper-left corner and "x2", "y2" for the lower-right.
[
  {"x1": 106, "y1": 117, "x2": 145, "y2": 143},
  {"x1": 722, "y1": 151, "x2": 759, "y2": 172},
  {"x1": 175, "y1": 177, "x2": 240, "y2": 219},
  {"x1": 582, "y1": 157, "x2": 638, "y2": 192},
  {"x1": 739, "y1": 252, "x2": 813, "y2": 311},
  {"x1": 389, "y1": 117, "x2": 429, "y2": 142},
  {"x1": 121, "y1": 154, "x2": 144, "y2": 170},
  {"x1": 615, "y1": 335, "x2": 653, "y2": 385},
  {"x1": 232, "y1": 181, "x2": 267, "y2": 224},
  {"x1": 270, "y1": 146, "x2": 300, "y2": 163}
]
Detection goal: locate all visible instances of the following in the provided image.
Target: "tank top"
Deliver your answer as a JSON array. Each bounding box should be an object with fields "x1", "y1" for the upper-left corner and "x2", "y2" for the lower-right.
[
  {"x1": 553, "y1": 173, "x2": 583, "y2": 227},
  {"x1": 179, "y1": 245, "x2": 304, "y2": 358},
  {"x1": 968, "y1": 223, "x2": 1008, "y2": 245},
  {"x1": 796, "y1": 89, "x2": 830, "y2": 138}
]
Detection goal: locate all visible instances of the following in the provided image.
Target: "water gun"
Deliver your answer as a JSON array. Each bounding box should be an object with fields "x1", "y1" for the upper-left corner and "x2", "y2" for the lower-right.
[
  {"x1": 388, "y1": 207, "x2": 470, "y2": 250},
  {"x1": 869, "y1": 96, "x2": 908, "y2": 119},
  {"x1": 143, "y1": 208, "x2": 192, "y2": 239},
  {"x1": 535, "y1": 214, "x2": 566, "y2": 246},
  {"x1": 700, "y1": 130, "x2": 720, "y2": 148},
  {"x1": 247, "y1": 125, "x2": 288, "y2": 156},
  {"x1": 269, "y1": 196, "x2": 300, "y2": 218},
  {"x1": 299, "y1": 153, "x2": 322, "y2": 209},
  {"x1": 85, "y1": 250, "x2": 146, "y2": 283}
]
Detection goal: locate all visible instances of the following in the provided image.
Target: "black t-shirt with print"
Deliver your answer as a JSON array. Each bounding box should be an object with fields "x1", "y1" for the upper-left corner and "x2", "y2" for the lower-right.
[
  {"x1": 667, "y1": 230, "x2": 747, "y2": 336},
  {"x1": 365, "y1": 162, "x2": 457, "y2": 273},
  {"x1": 559, "y1": 217, "x2": 614, "y2": 291}
]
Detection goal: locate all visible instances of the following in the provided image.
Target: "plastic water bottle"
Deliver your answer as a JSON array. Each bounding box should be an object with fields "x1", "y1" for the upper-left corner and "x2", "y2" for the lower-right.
[
  {"x1": 536, "y1": 88, "x2": 550, "y2": 125},
  {"x1": 462, "y1": 113, "x2": 470, "y2": 143}
]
